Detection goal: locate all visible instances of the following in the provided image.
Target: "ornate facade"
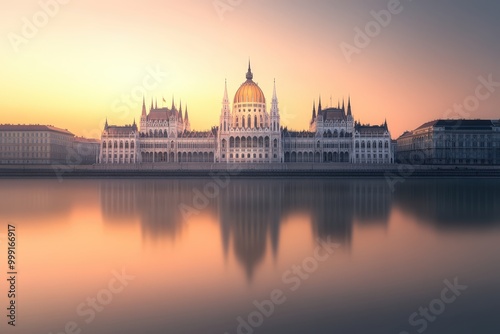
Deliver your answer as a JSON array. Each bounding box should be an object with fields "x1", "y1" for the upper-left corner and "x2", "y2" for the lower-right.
[{"x1": 99, "y1": 63, "x2": 394, "y2": 164}]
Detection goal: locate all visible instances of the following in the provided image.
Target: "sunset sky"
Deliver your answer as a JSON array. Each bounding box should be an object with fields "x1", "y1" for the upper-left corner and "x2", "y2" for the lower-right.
[{"x1": 1, "y1": 0, "x2": 499, "y2": 138}]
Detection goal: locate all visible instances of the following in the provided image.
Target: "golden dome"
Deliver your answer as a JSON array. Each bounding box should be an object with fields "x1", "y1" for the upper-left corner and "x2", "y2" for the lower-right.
[{"x1": 233, "y1": 63, "x2": 266, "y2": 104}]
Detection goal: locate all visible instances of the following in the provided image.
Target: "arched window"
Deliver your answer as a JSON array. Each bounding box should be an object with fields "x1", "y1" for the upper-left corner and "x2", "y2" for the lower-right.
[
  {"x1": 236, "y1": 117, "x2": 239, "y2": 128},
  {"x1": 119, "y1": 141, "x2": 124, "y2": 149},
  {"x1": 367, "y1": 142, "x2": 371, "y2": 149},
  {"x1": 254, "y1": 116, "x2": 258, "y2": 129},
  {"x1": 131, "y1": 141, "x2": 135, "y2": 149},
  {"x1": 355, "y1": 141, "x2": 360, "y2": 149},
  {"x1": 361, "y1": 141, "x2": 365, "y2": 149},
  {"x1": 273, "y1": 139, "x2": 278, "y2": 148},
  {"x1": 242, "y1": 117, "x2": 245, "y2": 128},
  {"x1": 102, "y1": 141, "x2": 106, "y2": 148},
  {"x1": 125, "y1": 142, "x2": 129, "y2": 149},
  {"x1": 114, "y1": 141, "x2": 118, "y2": 149},
  {"x1": 248, "y1": 115, "x2": 251, "y2": 128},
  {"x1": 385, "y1": 141, "x2": 389, "y2": 149}
]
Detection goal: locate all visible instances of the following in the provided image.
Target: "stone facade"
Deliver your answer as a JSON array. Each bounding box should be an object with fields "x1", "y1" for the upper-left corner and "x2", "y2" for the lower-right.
[
  {"x1": 396, "y1": 120, "x2": 500, "y2": 165},
  {"x1": 99, "y1": 63, "x2": 394, "y2": 165}
]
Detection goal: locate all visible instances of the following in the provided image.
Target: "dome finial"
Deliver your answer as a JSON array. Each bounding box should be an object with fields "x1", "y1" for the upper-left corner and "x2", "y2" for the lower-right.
[{"x1": 246, "y1": 59, "x2": 253, "y2": 80}]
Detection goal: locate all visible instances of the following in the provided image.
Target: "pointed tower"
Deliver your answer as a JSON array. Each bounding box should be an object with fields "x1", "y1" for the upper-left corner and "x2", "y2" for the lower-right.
[
  {"x1": 220, "y1": 79, "x2": 231, "y2": 134},
  {"x1": 309, "y1": 101, "x2": 317, "y2": 132},
  {"x1": 318, "y1": 96, "x2": 322, "y2": 114},
  {"x1": 104, "y1": 118, "x2": 108, "y2": 130},
  {"x1": 140, "y1": 97, "x2": 147, "y2": 133},
  {"x1": 171, "y1": 96, "x2": 176, "y2": 111},
  {"x1": 342, "y1": 98, "x2": 346, "y2": 115},
  {"x1": 150, "y1": 99, "x2": 154, "y2": 111},
  {"x1": 246, "y1": 60, "x2": 253, "y2": 80},
  {"x1": 142, "y1": 97, "x2": 147, "y2": 117},
  {"x1": 179, "y1": 100, "x2": 183, "y2": 123},
  {"x1": 347, "y1": 96, "x2": 352, "y2": 117},
  {"x1": 270, "y1": 78, "x2": 280, "y2": 132},
  {"x1": 311, "y1": 101, "x2": 316, "y2": 124},
  {"x1": 184, "y1": 105, "x2": 191, "y2": 132}
]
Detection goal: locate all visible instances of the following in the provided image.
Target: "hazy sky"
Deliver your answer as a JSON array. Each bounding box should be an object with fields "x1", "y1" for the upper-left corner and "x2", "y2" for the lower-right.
[{"x1": 1, "y1": 0, "x2": 499, "y2": 138}]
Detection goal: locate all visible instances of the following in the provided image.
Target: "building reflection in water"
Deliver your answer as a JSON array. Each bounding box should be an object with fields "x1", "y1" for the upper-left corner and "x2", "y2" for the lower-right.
[
  {"x1": 99, "y1": 178, "x2": 393, "y2": 279},
  {"x1": 394, "y1": 179, "x2": 500, "y2": 228}
]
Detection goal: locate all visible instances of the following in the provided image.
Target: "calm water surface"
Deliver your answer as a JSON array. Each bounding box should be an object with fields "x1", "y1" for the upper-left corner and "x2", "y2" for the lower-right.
[{"x1": 1, "y1": 178, "x2": 499, "y2": 334}]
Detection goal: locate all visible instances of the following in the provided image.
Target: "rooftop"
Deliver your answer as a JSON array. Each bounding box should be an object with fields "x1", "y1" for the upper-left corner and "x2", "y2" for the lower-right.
[{"x1": 0, "y1": 124, "x2": 74, "y2": 136}]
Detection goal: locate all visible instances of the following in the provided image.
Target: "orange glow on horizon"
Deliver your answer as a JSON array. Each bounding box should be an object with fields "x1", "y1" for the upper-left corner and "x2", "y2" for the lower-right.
[{"x1": 1, "y1": 1, "x2": 499, "y2": 139}]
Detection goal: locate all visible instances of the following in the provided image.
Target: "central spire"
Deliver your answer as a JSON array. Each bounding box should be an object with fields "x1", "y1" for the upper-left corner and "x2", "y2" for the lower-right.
[{"x1": 246, "y1": 60, "x2": 253, "y2": 80}]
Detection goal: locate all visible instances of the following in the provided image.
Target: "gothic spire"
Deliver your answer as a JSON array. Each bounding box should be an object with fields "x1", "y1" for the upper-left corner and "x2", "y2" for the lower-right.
[
  {"x1": 171, "y1": 96, "x2": 175, "y2": 111},
  {"x1": 246, "y1": 60, "x2": 253, "y2": 80},
  {"x1": 223, "y1": 79, "x2": 229, "y2": 104},
  {"x1": 184, "y1": 105, "x2": 189, "y2": 122},
  {"x1": 311, "y1": 101, "x2": 316, "y2": 123},
  {"x1": 272, "y1": 79, "x2": 278, "y2": 103},
  {"x1": 347, "y1": 96, "x2": 352, "y2": 116},
  {"x1": 179, "y1": 100, "x2": 183, "y2": 122},
  {"x1": 142, "y1": 96, "x2": 147, "y2": 116},
  {"x1": 318, "y1": 95, "x2": 322, "y2": 113}
]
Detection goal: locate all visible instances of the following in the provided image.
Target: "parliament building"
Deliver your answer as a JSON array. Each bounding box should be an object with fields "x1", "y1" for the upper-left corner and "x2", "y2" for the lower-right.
[{"x1": 99, "y1": 63, "x2": 394, "y2": 165}]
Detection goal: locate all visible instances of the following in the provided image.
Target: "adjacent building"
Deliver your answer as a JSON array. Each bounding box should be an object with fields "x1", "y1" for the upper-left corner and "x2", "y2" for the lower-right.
[
  {"x1": 99, "y1": 63, "x2": 394, "y2": 164},
  {"x1": 396, "y1": 119, "x2": 500, "y2": 165},
  {"x1": 0, "y1": 124, "x2": 99, "y2": 165}
]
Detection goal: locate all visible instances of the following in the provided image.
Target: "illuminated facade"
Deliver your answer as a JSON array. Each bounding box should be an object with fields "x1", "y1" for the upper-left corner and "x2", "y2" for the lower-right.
[{"x1": 99, "y1": 63, "x2": 394, "y2": 164}]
